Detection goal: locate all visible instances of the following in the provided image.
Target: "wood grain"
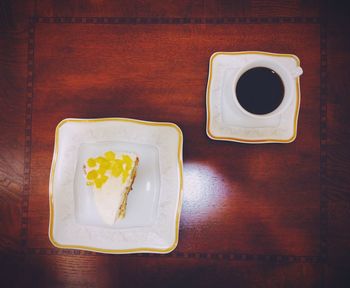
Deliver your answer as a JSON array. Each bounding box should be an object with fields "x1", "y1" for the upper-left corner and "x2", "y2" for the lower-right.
[
  {"x1": 27, "y1": 21, "x2": 321, "y2": 257},
  {"x1": 0, "y1": 0, "x2": 34, "y2": 253},
  {"x1": 36, "y1": 0, "x2": 320, "y2": 18},
  {"x1": 14, "y1": 254, "x2": 323, "y2": 288},
  {"x1": 1, "y1": 0, "x2": 350, "y2": 287},
  {"x1": 325, "y1": 2, "x2": 350, "y2": 286}
]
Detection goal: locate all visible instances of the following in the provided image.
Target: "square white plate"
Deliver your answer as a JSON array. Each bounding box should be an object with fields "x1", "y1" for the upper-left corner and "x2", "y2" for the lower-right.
[
  {"x1": 206, "y1": 51, "x2": 302, "y2": 144},
  {"x1": 49, "y1": 118, "x2": 183, "y2": 254}
]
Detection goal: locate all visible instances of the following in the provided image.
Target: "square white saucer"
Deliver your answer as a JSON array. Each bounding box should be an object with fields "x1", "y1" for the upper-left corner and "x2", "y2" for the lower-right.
[
  {"x1": 49, "y1": 118, "x2": 183, "y2": 254},
  {"x1": 206, "y1": 51, "x2": 302, "y2": 144}
]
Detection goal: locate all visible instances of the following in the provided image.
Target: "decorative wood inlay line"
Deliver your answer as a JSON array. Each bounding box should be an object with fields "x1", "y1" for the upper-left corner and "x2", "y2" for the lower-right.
[
  {"x1": 22, "y1": 16, "x2": 326, "y2": 262},
  {"x1": 21, "y1": 18, "x2": 35, "y2": 251},
  {"x1": 319, "y1": 18, "x2": 328, "y2": 262},
  {"x1": 31, "y1": 16, "x2": 320, "y2": 25}
]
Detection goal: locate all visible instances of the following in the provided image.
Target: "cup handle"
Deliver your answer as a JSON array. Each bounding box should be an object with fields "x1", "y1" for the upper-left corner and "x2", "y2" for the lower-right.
[{"x1": 292, "y1": 66, "x2": 303, "y2": 77}]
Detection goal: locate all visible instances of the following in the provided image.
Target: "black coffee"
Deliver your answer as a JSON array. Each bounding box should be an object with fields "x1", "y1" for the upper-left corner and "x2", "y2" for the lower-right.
[{"x1": 236, "y1": 67, "x2": 284, "y2": 115}]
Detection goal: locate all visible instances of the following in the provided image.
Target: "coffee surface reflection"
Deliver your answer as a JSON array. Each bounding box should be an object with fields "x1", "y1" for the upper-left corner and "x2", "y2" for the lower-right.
[{"x1": 236, "y1": 67, "x2": 284, "y2": 115}]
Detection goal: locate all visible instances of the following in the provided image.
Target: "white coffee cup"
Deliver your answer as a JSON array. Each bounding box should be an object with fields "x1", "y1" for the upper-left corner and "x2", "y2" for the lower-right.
[{"x1": 232, "y1": 59, "x2": 303, "y2": 119}]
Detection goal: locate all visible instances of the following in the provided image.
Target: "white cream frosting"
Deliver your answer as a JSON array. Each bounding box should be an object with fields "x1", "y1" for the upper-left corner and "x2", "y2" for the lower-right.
[{"x1": 85, "y1": 152, "x2": 137, "y2": 225}]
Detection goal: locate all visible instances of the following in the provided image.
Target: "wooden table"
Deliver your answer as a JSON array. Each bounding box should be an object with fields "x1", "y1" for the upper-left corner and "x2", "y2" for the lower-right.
[{"x1": 1, "y1": 1, "x2": 349, "y2": 287}]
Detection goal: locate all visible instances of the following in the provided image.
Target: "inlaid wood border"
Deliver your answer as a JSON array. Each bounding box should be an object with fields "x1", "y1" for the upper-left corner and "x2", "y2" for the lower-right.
[
  {"x1": 21, "y1": 18, "x2": 35, "y2": 251},
  {"x1": 22, "y1": 16, "x2": 326, "y2": 263}
]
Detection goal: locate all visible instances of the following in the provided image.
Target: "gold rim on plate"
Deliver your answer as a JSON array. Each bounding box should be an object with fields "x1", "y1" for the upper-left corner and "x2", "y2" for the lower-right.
[
  {"x1": 206, "y1": 51, "x2": 301, "y2": 143},
  {"x1": 49, "y1": 117, "x2": 183, "y2": 254}
]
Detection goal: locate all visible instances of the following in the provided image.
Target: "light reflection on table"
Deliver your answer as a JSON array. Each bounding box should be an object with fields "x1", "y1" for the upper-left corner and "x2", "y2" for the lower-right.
[{"x1": 181, "y1": 161, "x2": 235, "y2": 224}]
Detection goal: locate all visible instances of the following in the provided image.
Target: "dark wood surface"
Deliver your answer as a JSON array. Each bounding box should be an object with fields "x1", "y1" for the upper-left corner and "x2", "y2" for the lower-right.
[{"x1": 1, "y1": 1, "x2": 349, "y2": 287}]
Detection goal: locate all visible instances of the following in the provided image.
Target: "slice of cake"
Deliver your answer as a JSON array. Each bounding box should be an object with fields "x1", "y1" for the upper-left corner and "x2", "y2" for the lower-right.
[{"x1": 84, "y1": 151, "x2": 139, "y2": 225}]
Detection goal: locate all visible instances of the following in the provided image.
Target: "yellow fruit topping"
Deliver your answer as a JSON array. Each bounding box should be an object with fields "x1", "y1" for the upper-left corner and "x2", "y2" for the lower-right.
[
  {"x1": 85, "y1": 151, "x2": 134, "y2": 188},
  {"x1": 95, "y1": 179, "x2": 103, "y2": 188},
  {"x1": 104, "y1": 151, "x2": 116, "y2": 160},
  {"x1": 87, "y1": 170, "x2": 98, "y2": 180},
  {"x1": 87, "y1": 158, "x2": 96, "y2": 167},
  {"x1": 97, "y1": 167, "x2": 107, "y2": 175},
  {"x1": 95, "y1": 175, "x2": 108, "y2": 188},
  {"x1": 111, "y1": 160, "x2": 123, "y2": 177},
  {"x1": 96, "y1": 157, "x2": 105, "y2": 164},
  {"x1": 122, "y1": 155, "x2": 132, "y2": 170},
  {"x1": 99, "y1": 161, "x2": 110, "y2": 170}
]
